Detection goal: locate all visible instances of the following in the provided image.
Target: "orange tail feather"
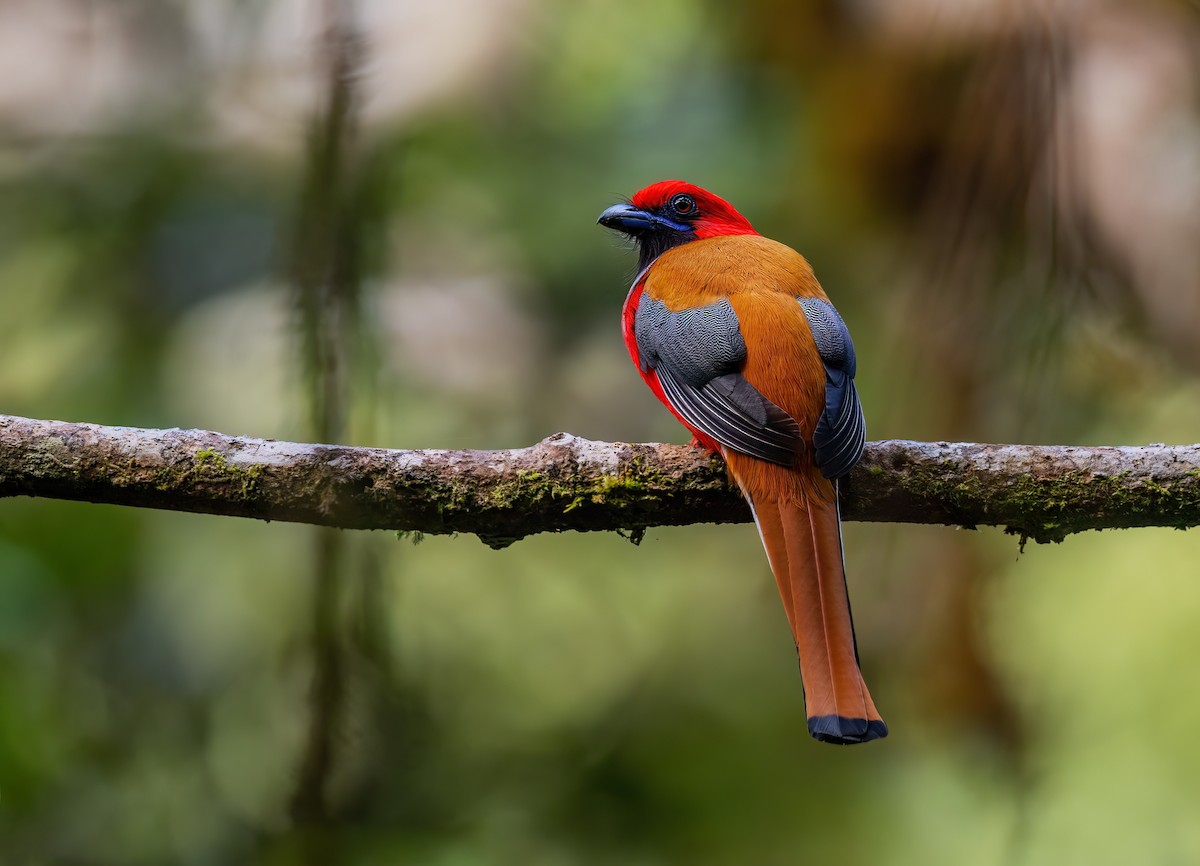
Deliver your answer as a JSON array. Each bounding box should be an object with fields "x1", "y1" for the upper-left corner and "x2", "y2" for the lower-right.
[{"x1": 749, "y1": 491, "x2": 886, "y2": 744}]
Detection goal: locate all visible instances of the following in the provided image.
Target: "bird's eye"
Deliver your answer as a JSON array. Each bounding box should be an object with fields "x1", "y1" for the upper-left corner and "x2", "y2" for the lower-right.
[{"x1": 669, "y1": 194, "x2": 696, "y2": 216}]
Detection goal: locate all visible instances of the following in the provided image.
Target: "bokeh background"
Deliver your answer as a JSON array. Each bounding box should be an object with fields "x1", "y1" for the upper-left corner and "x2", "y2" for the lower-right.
[{"x1": 1, "y1": 0, "x2": 1199, "y2": 863}]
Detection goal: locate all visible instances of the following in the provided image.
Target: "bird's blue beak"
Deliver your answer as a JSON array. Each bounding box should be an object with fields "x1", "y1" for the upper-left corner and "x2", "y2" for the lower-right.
[{"x1": 597, "y1": 203, "x2": 690, "y2": 235}]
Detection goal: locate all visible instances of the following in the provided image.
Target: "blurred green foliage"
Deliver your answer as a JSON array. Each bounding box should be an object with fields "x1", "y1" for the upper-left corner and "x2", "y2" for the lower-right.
[{"x1": 1, "y1": 1, "x2": 1199, "y2": 864}]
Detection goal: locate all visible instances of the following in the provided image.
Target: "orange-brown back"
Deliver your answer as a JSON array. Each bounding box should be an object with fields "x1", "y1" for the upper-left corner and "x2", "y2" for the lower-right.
[{"x1": 643, "y1": 235, "x2": 833, "y2": 503}]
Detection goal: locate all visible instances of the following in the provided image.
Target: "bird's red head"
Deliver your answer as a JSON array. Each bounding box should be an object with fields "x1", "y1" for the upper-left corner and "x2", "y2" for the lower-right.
[
  {"x1": 598, "y1": 180, "x2": 758, "y2": 272},
  {"x1": 629, "y1": 180, "x2": 758, "y2": 239}
]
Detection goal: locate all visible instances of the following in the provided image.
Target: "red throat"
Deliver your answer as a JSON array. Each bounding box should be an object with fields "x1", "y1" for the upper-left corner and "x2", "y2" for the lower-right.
[{"x1": 630, "y1": 180, "x2": 759, "y2": 239}]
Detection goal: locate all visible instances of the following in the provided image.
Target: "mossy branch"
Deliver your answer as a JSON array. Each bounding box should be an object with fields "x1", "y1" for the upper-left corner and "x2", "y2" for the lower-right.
[{"x1": 1, "y1": 414, "x2": 1198, "y2": 548}]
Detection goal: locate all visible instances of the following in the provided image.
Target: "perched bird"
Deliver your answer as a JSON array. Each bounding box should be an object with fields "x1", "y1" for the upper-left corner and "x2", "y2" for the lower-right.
[{"x1": 598, "y1": 181, "x2": 886, "y2": 744}]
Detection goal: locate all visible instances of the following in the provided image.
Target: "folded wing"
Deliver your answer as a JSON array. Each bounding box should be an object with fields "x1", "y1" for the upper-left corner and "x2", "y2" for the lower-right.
[
  {"x1": 634, "y1": 295, "x2": 802, "y2": 465},
  {"x1": 797, "y1": 297, "x2": 866, "y2": 479}
]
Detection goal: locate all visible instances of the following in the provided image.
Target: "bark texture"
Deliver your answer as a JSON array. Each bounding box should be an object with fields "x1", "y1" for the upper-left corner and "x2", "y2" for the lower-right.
[{"x1": 2, "y1": 414, "x2": 1198, "y2": 548}]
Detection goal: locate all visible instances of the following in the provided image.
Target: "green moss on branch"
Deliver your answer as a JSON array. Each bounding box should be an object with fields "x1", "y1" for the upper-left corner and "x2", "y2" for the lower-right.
[{"x1": 1, "y1": 415, "x2": 1198, "y2": 547}]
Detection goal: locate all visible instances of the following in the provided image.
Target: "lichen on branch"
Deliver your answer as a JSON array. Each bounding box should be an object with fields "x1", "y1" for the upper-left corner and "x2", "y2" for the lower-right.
[{"x1": 1, "y1": 414, "x2": 1198, "y2": 547}]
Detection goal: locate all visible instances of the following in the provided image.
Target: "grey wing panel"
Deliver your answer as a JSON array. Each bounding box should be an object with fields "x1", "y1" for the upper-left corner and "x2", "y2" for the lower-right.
[
  {"x1": 798, "y1": 297, "x2": 856, "y2": 376},
  {"x1": 636, "y1": 295, "x2": 802, "y2": 466},
  {"x1": 798, "y1": 297, "x2": 866, "y2": 479},
  {"x1": 634, "y1": 295, "x2": 746, "y2": 385}
]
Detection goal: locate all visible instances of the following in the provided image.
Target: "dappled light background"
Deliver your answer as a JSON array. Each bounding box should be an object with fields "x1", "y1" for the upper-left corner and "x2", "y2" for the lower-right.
[{"x1": 1, "y1": 0, "x2": 1199, "y2": 863}]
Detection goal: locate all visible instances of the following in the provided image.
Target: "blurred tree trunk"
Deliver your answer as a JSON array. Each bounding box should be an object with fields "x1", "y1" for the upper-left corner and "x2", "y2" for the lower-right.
[{"x1": 287, "y1": 0, "x2": 365, "y2": 832}]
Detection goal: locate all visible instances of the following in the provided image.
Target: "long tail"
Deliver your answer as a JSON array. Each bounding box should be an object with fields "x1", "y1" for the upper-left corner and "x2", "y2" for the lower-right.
[{"x1": 748, "y1": 491, "x2": 887, "y2": 744}]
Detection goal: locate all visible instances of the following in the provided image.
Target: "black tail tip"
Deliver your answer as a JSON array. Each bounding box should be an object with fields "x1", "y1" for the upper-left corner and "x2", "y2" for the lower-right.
[{"x1": 807, "y1": 715, "x2": 889, "y2": 745}]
